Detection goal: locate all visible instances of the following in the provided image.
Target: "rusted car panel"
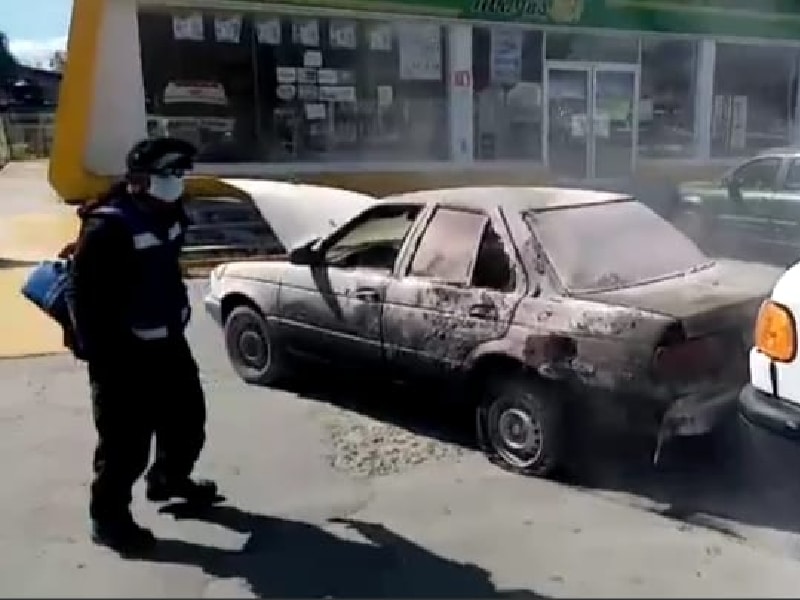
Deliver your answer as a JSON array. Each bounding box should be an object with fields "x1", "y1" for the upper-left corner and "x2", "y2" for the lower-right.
[{"x1": 207, "y1": 185, "x2": 781, "y2": 472}]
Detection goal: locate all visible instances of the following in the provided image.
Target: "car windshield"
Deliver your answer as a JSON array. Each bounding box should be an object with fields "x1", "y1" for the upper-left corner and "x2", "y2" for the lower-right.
[{"x1": 525, "y1": 200, "x2": 712, "y2": 293}]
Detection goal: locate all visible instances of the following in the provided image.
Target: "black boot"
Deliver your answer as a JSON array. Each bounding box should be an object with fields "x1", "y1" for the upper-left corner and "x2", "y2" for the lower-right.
[
  {"x1": 91, "y1": 513, "x2": 156, "y2": 555},
  {"x1": 146, "y1": 475, "x2": 222, "y2": 505}
]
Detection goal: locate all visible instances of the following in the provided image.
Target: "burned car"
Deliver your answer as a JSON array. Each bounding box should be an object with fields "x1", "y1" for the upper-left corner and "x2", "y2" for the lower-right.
[{"x1": 205, "y1": 186, "x2": 781, "y2": 478}]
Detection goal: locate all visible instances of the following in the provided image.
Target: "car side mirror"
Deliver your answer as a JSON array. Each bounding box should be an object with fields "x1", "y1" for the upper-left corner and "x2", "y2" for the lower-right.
[{"x1": 288, "y1": 237, "x2": 321, "y2": 266}]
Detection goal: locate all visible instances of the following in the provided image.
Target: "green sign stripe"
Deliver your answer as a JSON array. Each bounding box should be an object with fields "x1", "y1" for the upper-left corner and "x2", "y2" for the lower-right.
[
  {"x1": 273, "y1": 0, "x2": 460, "y2": 18},
  {"x1": 608, "y1": 0, "x2": 800, "y2": 24}
]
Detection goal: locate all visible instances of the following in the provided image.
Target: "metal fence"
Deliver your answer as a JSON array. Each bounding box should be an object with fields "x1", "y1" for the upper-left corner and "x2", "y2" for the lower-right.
[{"x1": 0, "y1": 112, "x2": 55, "y2": 160}]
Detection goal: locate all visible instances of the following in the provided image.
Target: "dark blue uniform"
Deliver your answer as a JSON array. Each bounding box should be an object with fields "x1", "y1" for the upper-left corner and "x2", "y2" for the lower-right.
[{"x1": 72, "y1": 180, "x2": 211, "y2": 552}]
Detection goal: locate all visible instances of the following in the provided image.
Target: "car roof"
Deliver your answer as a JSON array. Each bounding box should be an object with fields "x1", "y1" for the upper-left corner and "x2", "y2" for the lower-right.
[
  {"x1": 384, "y1": 186, "x2": 632, "y2": 213},
  {"x1": 219, "y1": 178, "x2": 376, "y2": 249},
  {"x1": 755, "y1": 147, "x2": 800, "y2": 158}
]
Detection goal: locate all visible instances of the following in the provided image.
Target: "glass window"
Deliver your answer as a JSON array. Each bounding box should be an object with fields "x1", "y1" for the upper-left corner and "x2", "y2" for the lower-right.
[
  {"x1": 472, "y1": 221, "x2": 515, "y2": 291},
  {"x1": 730, "y1": 157, "x2": 781, "y2": 190},
  {"x1": 784, "y1": 159, "x2": 800, "y2": 191},
  {"x1": 472, "y1": 26, "x2": 543, "y2": 161},
  {"x1": 324, "y1": 204, "x2": 420, "y2": 270},
  {"x1": 527, "y1": 201, "x2": 709, "y2": 293},
  {"x1": 712, "y1": 43, "x2": 800, "y2": 158},
  {"x1": 409, "y1": 208, "x2": 488, "y2": 284},
  {"x1": 639, "y1": 38, "x2": 698, "y2": 159},
  {"x1": 137, "y1": 9, "x2": 449, "y2": 164},
  {"x1": 545, "y1": 32, "x2": 638, "y2": 63}
]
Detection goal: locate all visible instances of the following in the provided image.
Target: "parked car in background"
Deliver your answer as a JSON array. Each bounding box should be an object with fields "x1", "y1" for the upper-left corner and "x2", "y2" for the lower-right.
[
  {"x1": 205, "y1": 186, "x2": 781, "y2": 478},
  {"x1": 673, "y1": 148, "x2": 800, "y2": 267}
]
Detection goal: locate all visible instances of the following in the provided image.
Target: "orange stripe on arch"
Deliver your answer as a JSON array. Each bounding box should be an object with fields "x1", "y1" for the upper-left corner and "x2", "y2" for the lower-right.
[{"x1": 49, "y1": 0, "x2": 112, "y2": 203}]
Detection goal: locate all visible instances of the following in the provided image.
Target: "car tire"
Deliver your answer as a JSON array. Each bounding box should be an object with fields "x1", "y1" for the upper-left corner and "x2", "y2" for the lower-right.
[
  {"x1": 476, "y1": 374, "x2": 566, "y2": 478},
  {"x1": 224, "y1": 304, "x2": 289, "y2": 386}
]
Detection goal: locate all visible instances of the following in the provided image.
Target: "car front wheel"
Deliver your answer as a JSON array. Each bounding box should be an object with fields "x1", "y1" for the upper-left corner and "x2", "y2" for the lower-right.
[
  {"x1": 476, "y1": 375, "x2": 566, "y2": 478},
  {"x1": 224, "y1": 304, "x2": 289, "y2": 386}
]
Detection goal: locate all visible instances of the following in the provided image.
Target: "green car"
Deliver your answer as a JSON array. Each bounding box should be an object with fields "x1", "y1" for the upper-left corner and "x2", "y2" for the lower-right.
[{"x1": 673, "y1": 148, "x2": 800, "y2": 267}]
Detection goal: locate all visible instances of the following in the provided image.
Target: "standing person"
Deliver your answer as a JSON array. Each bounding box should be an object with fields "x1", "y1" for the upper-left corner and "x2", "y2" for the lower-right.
[{"x1": 71, "y1": 137, "x2": 219, "y2": 554}]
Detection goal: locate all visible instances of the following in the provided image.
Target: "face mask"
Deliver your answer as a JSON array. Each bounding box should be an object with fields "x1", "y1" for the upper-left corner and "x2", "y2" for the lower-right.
[{"x1": 148, "y1": 175, "x2": 184, "y2": 203}]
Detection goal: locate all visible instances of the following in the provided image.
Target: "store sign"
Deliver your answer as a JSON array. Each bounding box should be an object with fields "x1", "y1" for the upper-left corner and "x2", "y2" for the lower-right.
[
  {"x1": 256, "y1": 0, "x2": 800, "y2": 41},
  {"x1": 490, "y1": 28, "x2": 522, "y2": 85}
]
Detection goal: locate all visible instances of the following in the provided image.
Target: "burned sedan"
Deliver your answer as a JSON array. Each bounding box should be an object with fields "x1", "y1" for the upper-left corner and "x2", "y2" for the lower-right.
[{"x1": 205, "y1": 186, "x2": 781, "y2": 478}]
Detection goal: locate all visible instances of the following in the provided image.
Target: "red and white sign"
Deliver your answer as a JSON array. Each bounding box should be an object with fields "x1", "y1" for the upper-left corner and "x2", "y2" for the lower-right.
[{"x1": 453, "y1": 70, "x2": 472, "y2": 88}]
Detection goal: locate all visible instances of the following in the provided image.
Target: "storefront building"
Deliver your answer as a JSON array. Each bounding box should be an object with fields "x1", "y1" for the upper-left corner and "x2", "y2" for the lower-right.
[{"x1": 49, "y1": 0, "x2": 800, "y2": 201}]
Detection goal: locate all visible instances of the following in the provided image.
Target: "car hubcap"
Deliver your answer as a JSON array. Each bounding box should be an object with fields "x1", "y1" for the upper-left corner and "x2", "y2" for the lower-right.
[
  {"x1": 488, "y1": 402, "x2": 543, "y2": 468},
  {"x1": 238, "y1": 326, "x2": 269, "y2": 369}
]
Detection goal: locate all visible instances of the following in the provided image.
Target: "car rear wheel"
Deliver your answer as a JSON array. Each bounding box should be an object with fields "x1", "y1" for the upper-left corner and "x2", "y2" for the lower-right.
[
  {"x1": 224, "y1": 305, "x2": 289, "y2": 386},
  {"x1": 476, "y1": 375, "x2": 566, "y2": 478}
]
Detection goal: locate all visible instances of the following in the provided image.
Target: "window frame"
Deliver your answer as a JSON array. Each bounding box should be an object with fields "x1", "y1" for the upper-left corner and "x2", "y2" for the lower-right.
[{"x1": 729, "y1": 156, "x2": 782, "y2": 191}]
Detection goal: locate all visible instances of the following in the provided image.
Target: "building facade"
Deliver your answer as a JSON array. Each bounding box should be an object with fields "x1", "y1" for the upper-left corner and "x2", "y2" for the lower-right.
[{"x1": 49, "y1": 0, "x2": 800, "y2": 201}]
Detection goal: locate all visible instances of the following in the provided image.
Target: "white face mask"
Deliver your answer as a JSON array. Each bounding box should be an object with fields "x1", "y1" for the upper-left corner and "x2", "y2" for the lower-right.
[{"x1": 148, "y1": 175, "x2": 184, "y2": 203}]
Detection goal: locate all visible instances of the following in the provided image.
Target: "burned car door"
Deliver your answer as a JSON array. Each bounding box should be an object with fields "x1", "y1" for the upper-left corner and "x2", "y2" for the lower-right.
[
  {"x1": 276, "y1": 203, "x2": 421, "y2": 366},
  {"x1": 382, "y1": 205, "x2": 524, "y2": 378}
]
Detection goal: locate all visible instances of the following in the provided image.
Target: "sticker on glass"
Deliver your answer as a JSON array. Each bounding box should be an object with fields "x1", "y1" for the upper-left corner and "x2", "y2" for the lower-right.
[
  {"x1": 305, "y1": 103, "x2": 326, "y2": 120},
  {"x1": 256, "y1": 18, "x2": 281, "y2": 45},
  {"x1": 292, "y1": 19, "x2": 319, "y2": 46},
  {"x1": 276, "y1": 84, "x2": 296, "y2": 101},
  {"x1": 297, "y1": 68, "x2": 318, "y2": 84},
  {"x1": 397, "y1": 23, "x2": 441, "y2": 81},
  {"x1": 276, "y1": 67, "x2": 297, "y2": 84},
  {"x1": 319, "y1": 86, "x2": 356, "y2": 103},
  {"x1": 172, "y1": 13, "x2": 204, "y2": 41},
  {"x1": 303, "y1": 50, "x2": 323, "y2": 68},
  {"x1": 317, "y1": 68, "x2": 337, "y2": 85},
  {"x1": 298, "y1": 85, "x2": 319, "y2": 101},
  {"x1": 214, "y1": 15, "x2": 242, "y2": 43},
  {"x1": 329, "y1": 20, "x2": 357, "y2": 49},
  {"x1": 369, "y1": 24, "x2": 393, "y2": 51}
]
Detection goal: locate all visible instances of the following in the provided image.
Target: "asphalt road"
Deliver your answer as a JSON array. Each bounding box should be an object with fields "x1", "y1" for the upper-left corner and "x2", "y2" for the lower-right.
[{"x1": 2, "y1": 281, "x2": 800, "y2": 597}]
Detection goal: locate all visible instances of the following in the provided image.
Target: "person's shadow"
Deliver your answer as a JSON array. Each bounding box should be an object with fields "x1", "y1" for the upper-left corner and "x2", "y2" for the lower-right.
[{"x1": 142, "y1": 503, "x2": 546, "y2": 599}]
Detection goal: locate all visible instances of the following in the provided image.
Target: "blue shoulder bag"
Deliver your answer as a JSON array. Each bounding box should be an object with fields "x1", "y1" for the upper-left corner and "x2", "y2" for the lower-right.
[{"x1": 20, "y1": 252, "x2": 86, "y2": 359}]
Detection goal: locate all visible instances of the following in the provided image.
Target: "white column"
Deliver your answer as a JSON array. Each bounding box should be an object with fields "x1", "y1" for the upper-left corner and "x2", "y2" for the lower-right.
[
  {"x1": 84, "y1": 0, "x2": 148, "y2": 176},
  {"x1": 693, "y1": 39, "x2": 715, "y2": 160},
  {"x1": 447, "y1": 23, "x2": 474, "y2": 163}
]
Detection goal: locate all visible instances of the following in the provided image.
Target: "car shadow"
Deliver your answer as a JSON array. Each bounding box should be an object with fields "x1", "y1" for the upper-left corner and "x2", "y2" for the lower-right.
[
  {"x1": 278, "y1": 367, "x2": 478, "y2": 451},
  {"x1": 278, "y1": 370, "x2": 800, "y2": 542},
  {"x1": 141, "y1": 503, "x2": 545, "y2": 599},
  {"x1": 560, "y1": 412, "x2": 800, "y2": 542}
]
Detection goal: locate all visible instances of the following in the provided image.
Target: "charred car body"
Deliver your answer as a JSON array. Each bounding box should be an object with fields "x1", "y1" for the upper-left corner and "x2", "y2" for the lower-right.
[{"x1": 205, "y1": 186, "x2": 781, "y2": 477}]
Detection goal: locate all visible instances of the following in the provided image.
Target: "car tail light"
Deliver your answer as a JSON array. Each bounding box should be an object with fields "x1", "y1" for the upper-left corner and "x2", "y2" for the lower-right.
[{"x1": 755, "y1": 299, "x2": 797, "y2": 363}]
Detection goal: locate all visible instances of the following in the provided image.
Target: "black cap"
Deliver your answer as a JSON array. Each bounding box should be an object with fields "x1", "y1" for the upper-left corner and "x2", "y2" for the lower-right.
[{"x1": 125, "y1": 137, "x2": 197, "y2": 175}]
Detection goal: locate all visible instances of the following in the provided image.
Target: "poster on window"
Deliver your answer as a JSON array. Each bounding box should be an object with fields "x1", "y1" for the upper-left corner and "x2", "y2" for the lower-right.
[
  {"x1": 214, "y1": 15, "x2": 242, "y2": 43},
  {"x1": 172, "y1": 13, "x2": 204, "y2": 41},
  {"x1": 731, "y1": 95, "x2": 748, "y2": 150},
  {"x1": 490, "y1": 28, "x2": 522, "y2": 85},
  {"x1": 369, "y1": 24, "x2": 393, "y2": 51},
  {"x1": 329, "y1": 20, "x2": 357, "y2": 49},
  {"x1": 293, "y1": 19, "x2": 320, "y2": 46},
  {"x1": 317, "y1": 68, "x2": 338, "y2": 85},
  {"x1": 256, "y1": 18, "x2": 281, "y2": 45},
  {"x1": 397, "y1": 23, "x2": 441, "y2": 81}
]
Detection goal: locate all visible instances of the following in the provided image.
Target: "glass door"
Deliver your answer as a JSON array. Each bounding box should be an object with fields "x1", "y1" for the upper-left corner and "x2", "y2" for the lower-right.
[
  {"x1": 593, "y1": 66, "x2": 638, "y2": 179},
  {"x1": 545, "y1": 61, "x2": 639, "y2": 179},
  {"x1": 545, "y1": 63, "x2": 590, "y2": 179}
]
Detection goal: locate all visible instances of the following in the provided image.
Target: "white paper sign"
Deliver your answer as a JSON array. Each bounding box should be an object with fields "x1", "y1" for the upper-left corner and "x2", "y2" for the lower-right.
[
  {"x1": 377, "y1": 85, "x2": 393, "y2": 107},
  {"x1": 297, "y1": 68, "x2": 318, "y2": 84},
  {"x1": 293, "y1": 19, "x2": 320, "y2": 46},
  {"x1": 173, "y1": 14, "x2": 204, "y2": 41},
  {"x1": 214, "y1": 15, "x2": 242, "y2": 43},
  {"x1": 256, "y1": 18, "x2": 281, "y2": 45},
  {"x1": 276, "y1": 67, "x2": 297, "y2": 84},
  {"x1": 490, "y1": 28, "x2": 522, "y2": 85},
  {"x1": 305, "y1": 103, "x2": 326, "y2": 120},
  {"x1": 304, "y1": 50, "x2": 323, "y2": 68},
  {"x1": 276, "y1": 84, "x2": 296, "y2": 101},
  {"x1": 330, "y1": 20, "x2": 357, "y2": 49},
  {"x1": 397, "y1": 23, "x2": 441, "y2": 81},
  {"x1": 317, "y1": 68, "x2": 338, "y2": 85},
  {"x1": 319, "y1": 86, "x2": 356, "y2": 103},
  {"x1": 369, "y1": 24, "x2": 393, "y2": 51},
  {"x1": 731, "y1": 95, "x2": 748, "y2": 150}
]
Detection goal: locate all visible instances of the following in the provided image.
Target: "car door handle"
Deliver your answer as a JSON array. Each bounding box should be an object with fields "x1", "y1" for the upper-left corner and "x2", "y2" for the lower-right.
[
  {"x1": 468, "y1": 303, "x2": 498, "y2": 320},
  {"x1": 354, "y1": 287, "x2": 381, "y2": 302}
]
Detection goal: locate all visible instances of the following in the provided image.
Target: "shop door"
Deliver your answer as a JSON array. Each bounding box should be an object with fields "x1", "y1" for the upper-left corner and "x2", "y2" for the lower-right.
[{"x1": 545, "y1": 61, "x2": 639, "y2": 180}]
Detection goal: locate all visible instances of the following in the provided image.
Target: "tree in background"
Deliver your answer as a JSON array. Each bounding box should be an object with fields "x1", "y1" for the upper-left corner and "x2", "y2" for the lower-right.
[{"x1": 0, "y1": 32, "x2": 19, "y2": 81}]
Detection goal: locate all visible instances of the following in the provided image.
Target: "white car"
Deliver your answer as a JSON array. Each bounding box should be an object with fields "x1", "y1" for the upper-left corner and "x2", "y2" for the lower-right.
[{"x1": 740, "y1": 262, "x2": 800, "y2": 437}]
